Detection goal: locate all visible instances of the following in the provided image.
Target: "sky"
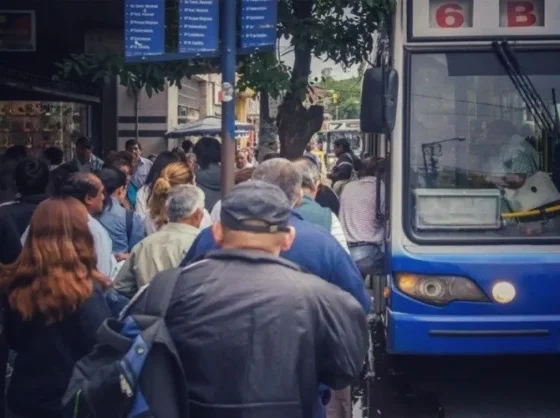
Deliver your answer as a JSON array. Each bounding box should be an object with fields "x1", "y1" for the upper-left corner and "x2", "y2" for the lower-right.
[{"x1": 278, "y1": 38, "x2": 359, "y2": 80}]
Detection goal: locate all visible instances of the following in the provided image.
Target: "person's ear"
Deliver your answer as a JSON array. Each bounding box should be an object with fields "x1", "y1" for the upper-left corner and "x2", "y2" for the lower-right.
[
  {"x1": 84, "y1": 194, "x2": 94, "y2": 207},
  {"x1": 280, "y1": 226, "x2": 296, "y2": 251},
  {"x1": 212, "y1": 222, "x2": 225, "y2": 245},
  {"x1": 294, "y1": 188, "x2": 303, "y2": 207},
  {"x1": 193, "y1": 208, "x2": 204, "y2": 227}
]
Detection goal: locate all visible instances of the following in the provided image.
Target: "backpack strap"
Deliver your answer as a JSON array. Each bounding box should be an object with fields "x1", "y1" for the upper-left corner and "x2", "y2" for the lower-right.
[{"x1": 125, "y1": 210, "x2": 133, "y2": 244}]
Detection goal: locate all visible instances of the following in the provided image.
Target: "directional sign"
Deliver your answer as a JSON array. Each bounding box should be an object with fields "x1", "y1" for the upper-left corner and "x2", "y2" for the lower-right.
[
  {"x1": 124, "y1": 0, "x2": 165, "y2": 58},
  {"x1": 179, "y1": 0, "x2": 220, "y2": 55},
  {"x1": 240, "y1": 0, "x2": 278, "y2": 51}
]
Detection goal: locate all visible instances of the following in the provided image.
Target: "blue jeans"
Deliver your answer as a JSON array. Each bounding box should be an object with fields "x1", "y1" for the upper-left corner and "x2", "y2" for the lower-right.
[{"x1": 349, "y1": 243, "x2": 384, "y2": 277}]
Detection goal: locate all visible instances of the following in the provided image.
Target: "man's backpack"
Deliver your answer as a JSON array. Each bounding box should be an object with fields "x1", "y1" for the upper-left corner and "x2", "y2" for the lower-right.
[{"x1": 63, "y1": 270, "x2": 188, "y2": 418}]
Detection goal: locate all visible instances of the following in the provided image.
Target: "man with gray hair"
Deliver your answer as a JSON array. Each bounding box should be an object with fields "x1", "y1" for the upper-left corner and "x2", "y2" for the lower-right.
[
  {"x1": 293, "y1": 158, "x2": 348, "y2": 252},
  {"x1": 114, "y1": 184, "x2": 205, "y2": 298}
]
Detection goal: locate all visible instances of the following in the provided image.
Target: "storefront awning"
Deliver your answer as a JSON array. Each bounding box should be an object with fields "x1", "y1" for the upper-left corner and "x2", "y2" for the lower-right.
[
  {"x1": 0, "y1": 65, "x2": 101, "y2": 103},
  {"x1": 165, "y1": 116, "x2": 254, "y2": 138}
]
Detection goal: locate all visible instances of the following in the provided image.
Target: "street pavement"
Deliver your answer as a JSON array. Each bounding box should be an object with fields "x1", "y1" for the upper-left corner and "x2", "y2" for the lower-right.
[{"x1": 353, "y1": 321, "x2": 560, "y2": 418}]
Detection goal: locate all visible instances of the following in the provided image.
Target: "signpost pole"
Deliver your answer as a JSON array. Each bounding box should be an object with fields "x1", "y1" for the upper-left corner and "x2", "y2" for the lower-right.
[{"x1": 220, "y1": 0, "x2": 237, "y2": 196}]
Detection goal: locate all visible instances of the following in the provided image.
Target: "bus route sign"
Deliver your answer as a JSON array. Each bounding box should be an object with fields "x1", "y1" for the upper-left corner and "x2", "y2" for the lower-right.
[{"x1": 410, "y1": 0, "x2": 560, "y2": 41}]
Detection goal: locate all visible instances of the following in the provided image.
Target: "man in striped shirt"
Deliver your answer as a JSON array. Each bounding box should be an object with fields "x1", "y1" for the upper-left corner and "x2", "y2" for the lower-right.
[{"x1": 293, "y1": 158, "x2": 349, "y2": 253}]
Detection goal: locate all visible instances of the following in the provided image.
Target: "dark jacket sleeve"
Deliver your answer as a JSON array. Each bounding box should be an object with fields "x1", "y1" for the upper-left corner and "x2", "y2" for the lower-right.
[
  {"x1": 329, "y1": 154, "x2": 354, "y2": 182},
  {"x1": 0, "y1": 221, "x2": 23, "y2": 265},
  {"x1": 180, "y1": 227, "x2": 219, "y2": 266},
  {"x1": 75, "y1": 287, "x2": 113, "y2": 355},
  {"x1": 310, "y1": 279, "x2": 368, "y2": 390}
]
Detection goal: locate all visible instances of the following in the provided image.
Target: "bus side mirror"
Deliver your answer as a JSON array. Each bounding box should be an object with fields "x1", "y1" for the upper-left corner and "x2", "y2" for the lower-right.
[{"x1": 360, "y1": 67, "x2": 398, "y2": 135}]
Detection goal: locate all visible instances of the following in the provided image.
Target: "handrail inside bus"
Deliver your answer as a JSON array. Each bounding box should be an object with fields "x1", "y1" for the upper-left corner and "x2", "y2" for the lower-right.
[{"x1": 501, "y1": 204, "x2": 560, "y2": 219}]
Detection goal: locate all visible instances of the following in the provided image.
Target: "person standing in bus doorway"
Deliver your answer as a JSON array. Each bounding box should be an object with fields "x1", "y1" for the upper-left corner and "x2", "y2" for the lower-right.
[
  {"x1": 328, "y1": 138, "x2": 360, "y2": 196},
  {"x1": 339, "y1": 157, "x2": 386, "y2": 278}
]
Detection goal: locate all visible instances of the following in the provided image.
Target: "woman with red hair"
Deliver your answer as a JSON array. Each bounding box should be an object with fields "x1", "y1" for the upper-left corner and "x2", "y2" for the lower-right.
[{"x1": 0, "y1": 197, "x2": 113, "y2": 418}]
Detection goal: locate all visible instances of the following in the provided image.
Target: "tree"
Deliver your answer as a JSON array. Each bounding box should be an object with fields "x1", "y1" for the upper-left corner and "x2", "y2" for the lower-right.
[
  {"x1": 319, "y1": 75, "x2": 363, "y2": 120},
  {"x1": 54, "y1": 0, "x2": 393, "y2": 158}
]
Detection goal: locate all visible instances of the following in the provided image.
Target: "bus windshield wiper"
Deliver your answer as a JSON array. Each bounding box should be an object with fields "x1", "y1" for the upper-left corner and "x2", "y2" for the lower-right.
[
  {"x1": 501, "y1": 41, "x2": 558, "y2": 133},
  {"x1": 492, "y1": 41, "x2": 555, "y2": 133}
]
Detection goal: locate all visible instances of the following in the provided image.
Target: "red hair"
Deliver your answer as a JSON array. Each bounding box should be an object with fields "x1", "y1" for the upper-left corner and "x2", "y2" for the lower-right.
[{"x1": 0, "y1": 197, "x2": 110, "y2": 324}]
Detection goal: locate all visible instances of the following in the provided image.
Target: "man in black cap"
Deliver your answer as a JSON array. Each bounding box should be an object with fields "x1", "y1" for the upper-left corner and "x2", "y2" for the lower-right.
[{"x1": 124, "y1": 180, "x2": 368, "y2": 418}]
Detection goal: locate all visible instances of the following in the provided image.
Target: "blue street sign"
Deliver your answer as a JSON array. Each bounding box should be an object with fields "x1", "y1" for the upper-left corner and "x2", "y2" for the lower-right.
[
  {"x1": 124, "y1": 0, "x2": 165, "y2": 58},
  {"x1": 240, "y1": 0, "x2": 277, "y2": 52},
  {"x1": 179, "y1": 0, "x2": 220, "y2": 55}
]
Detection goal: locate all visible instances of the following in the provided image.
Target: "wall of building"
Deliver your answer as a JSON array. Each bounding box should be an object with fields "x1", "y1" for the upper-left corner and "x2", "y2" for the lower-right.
[{"x1": 116, "y1": 86, "x2": 168, "y2": 155}]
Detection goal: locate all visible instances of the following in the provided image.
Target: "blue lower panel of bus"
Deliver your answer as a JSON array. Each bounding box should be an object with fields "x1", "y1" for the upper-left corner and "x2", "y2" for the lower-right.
[{"x1": 387, "y1": 251, "x2": 560, "y2": 355}]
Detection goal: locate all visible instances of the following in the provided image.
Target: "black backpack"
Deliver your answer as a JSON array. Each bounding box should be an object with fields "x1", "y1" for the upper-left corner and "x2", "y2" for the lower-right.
[{"x1": 63, "y1": 270, "x2": 188, "y2": 418}]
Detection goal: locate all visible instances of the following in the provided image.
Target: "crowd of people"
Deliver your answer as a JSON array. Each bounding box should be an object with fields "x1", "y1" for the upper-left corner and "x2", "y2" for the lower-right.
[{"x1": 0, "y1": 134, "x2": 385, "y2": 418}]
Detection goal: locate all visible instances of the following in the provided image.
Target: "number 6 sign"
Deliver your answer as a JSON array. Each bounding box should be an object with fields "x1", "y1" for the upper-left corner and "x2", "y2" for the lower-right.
[{"x1": 429, "y1": 0, "x2": 474, "y2": 28}]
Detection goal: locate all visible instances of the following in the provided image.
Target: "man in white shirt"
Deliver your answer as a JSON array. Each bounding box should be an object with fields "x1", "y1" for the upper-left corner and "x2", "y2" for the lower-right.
[{"x1": 22, "y1": 172, "x2": 118, "y2": 278}]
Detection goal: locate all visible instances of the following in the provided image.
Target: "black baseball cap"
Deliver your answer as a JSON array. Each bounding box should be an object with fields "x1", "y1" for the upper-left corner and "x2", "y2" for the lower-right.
[{"x1": 221, "y1": 180, "x2": 291, "y2": 234}]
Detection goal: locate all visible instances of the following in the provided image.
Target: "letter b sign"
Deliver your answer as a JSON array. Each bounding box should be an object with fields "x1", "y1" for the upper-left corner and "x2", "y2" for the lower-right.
[{"x1": 500, "y1": 0, "x2": 544, "y2": 28}]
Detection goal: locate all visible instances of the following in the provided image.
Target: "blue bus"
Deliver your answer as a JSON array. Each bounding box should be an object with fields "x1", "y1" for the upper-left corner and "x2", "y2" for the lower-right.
[{"x1": 361, "y1": 0, "x2": 560, "y2": 356}]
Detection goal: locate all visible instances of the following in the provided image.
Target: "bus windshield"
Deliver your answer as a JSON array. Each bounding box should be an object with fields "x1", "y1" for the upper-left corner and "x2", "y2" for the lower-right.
[{"x1": 407, "y1": 50, "x2": 560, "y2": 240}]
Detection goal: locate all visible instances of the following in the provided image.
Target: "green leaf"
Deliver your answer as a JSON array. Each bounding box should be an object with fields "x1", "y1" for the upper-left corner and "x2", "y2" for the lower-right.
[{"x1": 145, "y1": 84, "x2": 154, "y2": 98}]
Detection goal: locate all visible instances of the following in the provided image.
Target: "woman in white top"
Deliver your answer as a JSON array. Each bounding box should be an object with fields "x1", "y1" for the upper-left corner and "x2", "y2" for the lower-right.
[
  {"x1": 145, "y1": 161, "x2": 211, "y2": 234},
  {"x1": 137, "y1": 151, "x2": 211, "y2": 229},
  {"x1": 136, "y1": 151, "x2": 183, "y2": 219}
]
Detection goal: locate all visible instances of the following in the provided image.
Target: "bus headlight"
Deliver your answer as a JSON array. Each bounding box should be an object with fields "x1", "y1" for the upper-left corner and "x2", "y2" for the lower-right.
[
  {"x1": 395, "y1": 273, "x2": 489, "y2": 306},
  {"x1": 491, "y1": 282, "x2": 516, "y2": 304}
]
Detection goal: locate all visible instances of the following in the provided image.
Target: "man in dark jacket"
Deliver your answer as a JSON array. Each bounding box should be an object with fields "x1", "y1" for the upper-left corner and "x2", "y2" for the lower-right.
[
  {"x1": 328, "y1": 138, "x2": 360, "y2": 196},
  {"x1": 193, "y1": 137, "x2": 222, "y2": 211},
  {"x1": 0, "y1": 157, "x2": 50, "y2": 265},
  {"x1": 127, "y1": 181, "x2": 368, "y2": 418},
  {"x1": 0, "y1": 156, "x2": 50, "y2": 418}
]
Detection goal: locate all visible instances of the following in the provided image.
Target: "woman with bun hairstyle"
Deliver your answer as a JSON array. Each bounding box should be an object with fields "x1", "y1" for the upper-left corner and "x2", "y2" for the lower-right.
[
  {"x1": 135, "y1": 151, "x2": 183, "y2": 219},
  {"x1": 145, "y1": 162, "x2": 212, "y2": 234}
]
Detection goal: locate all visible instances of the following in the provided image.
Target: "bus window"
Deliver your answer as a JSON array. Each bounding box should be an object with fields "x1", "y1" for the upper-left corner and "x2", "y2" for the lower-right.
[{"x1": 407, "y1": 51, "x2": 560, "y2": 239}]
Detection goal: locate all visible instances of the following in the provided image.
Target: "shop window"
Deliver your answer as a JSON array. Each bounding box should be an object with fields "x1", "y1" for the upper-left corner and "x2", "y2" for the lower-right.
[{"x1": 0, "y1": 101, "x2": 89, "y2": 159}]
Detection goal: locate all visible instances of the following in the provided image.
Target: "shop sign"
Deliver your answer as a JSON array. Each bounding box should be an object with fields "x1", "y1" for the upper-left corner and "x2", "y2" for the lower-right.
[{"x1": 0, "y1": 10, "x2": 36, "y2": 52}]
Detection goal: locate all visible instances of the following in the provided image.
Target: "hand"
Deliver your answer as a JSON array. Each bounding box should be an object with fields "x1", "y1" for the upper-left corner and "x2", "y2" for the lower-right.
[
  {"x1": 485, "y1": 176, "x2": 508, "y2": 188},
  {"x1": 503, "y1": 174, "x2": 525, "y2": 189},
  {"x1": 115, "y1": 252, "x2": 130, "y2": 262}
]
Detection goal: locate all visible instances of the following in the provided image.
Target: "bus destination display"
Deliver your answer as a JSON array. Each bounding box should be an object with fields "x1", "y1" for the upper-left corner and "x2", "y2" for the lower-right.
[{"x1": 411, "y1": 0, "x2": 560, "y2": 40}]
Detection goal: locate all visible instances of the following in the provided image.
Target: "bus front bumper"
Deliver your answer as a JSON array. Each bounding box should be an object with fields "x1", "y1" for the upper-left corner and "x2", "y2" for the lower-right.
[{"x1": 386, "y1": 310, "x2": 560, "y2": 355}]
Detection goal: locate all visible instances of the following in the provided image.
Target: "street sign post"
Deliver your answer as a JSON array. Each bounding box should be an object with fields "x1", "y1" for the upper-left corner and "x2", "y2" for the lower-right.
[
  {"x1": 122, "y1": 0, "x2": 278, "y2": 194},
  {"x1": 220, "y1": 0, "x2": 237, "y2": 194}
]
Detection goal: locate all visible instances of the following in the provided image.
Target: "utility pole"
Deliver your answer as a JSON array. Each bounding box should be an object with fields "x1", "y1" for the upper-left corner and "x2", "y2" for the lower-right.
[{"x1": 220, "y1": 0, "x2": 236, "y2": 195}]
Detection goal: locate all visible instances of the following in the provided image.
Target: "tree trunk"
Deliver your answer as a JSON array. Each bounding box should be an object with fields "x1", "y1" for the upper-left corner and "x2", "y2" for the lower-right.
[
  {"x1": 277, "y1": 0, "x2": 324, "y2": 160},
  {"x1": 277, "y1": 99, "x2": 323, "y2": 160}
]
